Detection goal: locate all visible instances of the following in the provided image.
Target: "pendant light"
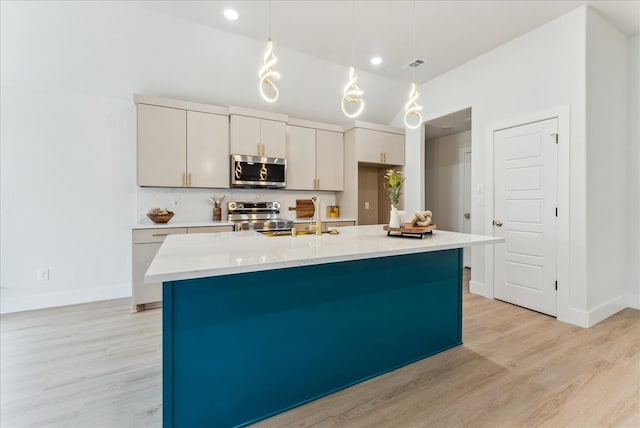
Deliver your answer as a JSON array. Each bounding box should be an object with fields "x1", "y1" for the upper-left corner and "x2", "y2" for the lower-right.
[
  {"x1": 403, "y1": 1, "x2": 423, "y2": 129},
  {"x1": 259, "y1": 0, "x2": 280, "y2": 103},
  {"x1": 341, "y1": 1, "x2": 364, "y2": 118}
]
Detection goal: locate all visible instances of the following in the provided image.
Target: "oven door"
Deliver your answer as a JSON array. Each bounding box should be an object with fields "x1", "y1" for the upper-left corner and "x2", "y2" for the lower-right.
[{"x1": 231, "y1": 155, "x2": 286, "y2": 188}]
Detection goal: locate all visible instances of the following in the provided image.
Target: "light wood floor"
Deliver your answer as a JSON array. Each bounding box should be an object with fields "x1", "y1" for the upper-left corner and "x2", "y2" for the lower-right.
[{"x1": 1, "y1": 271, "x2": 638, "y2": 428}]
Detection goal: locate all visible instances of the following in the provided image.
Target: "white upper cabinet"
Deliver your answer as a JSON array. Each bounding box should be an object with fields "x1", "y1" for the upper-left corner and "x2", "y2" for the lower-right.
[
  {"x1": 316, "y1": 130, "x2": 344, "y2": 191},
  {"x1": 286, "y1": 125, "x2": 316, "y2": 190},
  {"x1": 137, "y1": 104, "x2": 187, "y2": 187},
  {"x1": 136, "y1": 95, "x2": 230, "y2": 188},
  {"x1": 286, "y1": 122, "x2": 344, "y2": 191},
  {"x1": 260, "y1": 119, "x2": 286, "y2": 158},
  {"x1": 229, "y1": 115, "x2": 261, "y2": 157},
  {"x1": 229, "y1": 107, "x2": 288, "y2": 158},
  {"x1": 187, "y1": 111, "x2": 229, "y2": 188},
  {"x1": 355, "y1": 128, "x2": 405, "y2": 166}
]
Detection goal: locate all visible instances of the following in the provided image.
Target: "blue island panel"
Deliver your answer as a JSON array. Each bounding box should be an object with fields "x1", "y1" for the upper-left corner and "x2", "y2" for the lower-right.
[{"x1": 163, "y1": 248, "x2": 462, "y2": 427}]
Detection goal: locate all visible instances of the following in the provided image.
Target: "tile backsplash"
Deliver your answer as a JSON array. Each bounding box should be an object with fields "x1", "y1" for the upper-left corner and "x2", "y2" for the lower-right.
[{"x1": 136, "y1": 187, "x2": 337, "y2": 223}]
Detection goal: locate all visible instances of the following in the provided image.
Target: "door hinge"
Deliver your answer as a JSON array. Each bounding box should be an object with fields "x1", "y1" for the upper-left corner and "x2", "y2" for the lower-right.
[
  {"x1": 555, "y1": 207, "x2": 558, "y2": 217},
  {"x1": 555, "y1": 280, "x2": 558, "y2": 290},
  {"x1": 552, "y1": 133, "x2": 558, "y2": 144}
]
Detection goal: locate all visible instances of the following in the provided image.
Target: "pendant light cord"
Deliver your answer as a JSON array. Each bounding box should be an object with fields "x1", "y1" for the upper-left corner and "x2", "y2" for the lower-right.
[
  {"x1": 269, "y1": 0, "x2": 272, "y2": 38},
  {"x1": 411, "y1": 0, "x2": 416, "y2": 83},
  {"x1": 351, "y1": 0, "x2": 355, "y2": 65}
]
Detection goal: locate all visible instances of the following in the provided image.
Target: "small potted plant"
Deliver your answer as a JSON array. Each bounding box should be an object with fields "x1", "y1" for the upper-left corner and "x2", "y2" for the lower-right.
[{"x1": 383, "y1": 169, "x2": 405, "y2": 227}]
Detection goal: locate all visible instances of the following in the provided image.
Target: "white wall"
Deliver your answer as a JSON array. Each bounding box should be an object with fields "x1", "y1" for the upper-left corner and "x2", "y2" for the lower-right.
[
  {"x1": 0, "y1": 2, "x2": 402, "y2": 313},
  {"x1": 392, "y1": 7, "x2": 588, "y2": 323},
  {"x1": 424, "y1": 131, "x2": 471, "y2": 232},
  {"x1": 627, "y1": 34, "x2": 640, "y2": 309},
  {"x1": 584, "y1": 8, "x2": 629, "y2": 320}
]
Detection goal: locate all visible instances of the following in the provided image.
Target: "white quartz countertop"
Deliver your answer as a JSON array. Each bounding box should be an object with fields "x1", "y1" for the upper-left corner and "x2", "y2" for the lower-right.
[{"x1": 145, "y1": 225, "x2": 504, "y2": 284}]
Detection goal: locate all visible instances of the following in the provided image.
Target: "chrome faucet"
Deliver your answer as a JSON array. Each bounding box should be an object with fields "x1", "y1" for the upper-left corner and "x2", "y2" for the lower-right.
[{"x1": 310, "y1": 196, "x2": 323, "y2": 235}]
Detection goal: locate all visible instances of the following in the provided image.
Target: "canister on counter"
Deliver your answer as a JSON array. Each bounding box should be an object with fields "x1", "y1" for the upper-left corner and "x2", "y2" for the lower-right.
[{"x1": 327, "y1": 206, "x2": 340, "y2": 219}]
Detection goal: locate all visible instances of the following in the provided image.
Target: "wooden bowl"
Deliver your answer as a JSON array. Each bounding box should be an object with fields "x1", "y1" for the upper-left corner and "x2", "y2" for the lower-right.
[{"x1": 147, "y1": 211, "x2": 174, "y2": 224}]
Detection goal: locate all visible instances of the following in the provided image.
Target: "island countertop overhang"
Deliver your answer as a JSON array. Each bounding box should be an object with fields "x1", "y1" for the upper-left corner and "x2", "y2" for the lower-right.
[{"x1": 144, "y1": 225, "x2": 503, "y2": 284}]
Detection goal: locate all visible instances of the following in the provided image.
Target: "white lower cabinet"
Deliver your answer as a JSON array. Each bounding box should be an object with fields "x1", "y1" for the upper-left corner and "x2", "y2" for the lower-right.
[{"x1": 131, "y1": 225, "x2": 233, "y2": 311}]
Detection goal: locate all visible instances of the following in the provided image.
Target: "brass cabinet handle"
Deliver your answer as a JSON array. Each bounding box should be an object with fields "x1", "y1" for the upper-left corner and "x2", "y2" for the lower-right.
[
  {"x1": 188, "y1": 173, "x2": 192, "y2": 187},
  {"x1": 151, "y1": 233, "x2": 170, "y2": 237},
  {"x1": 317, "y1": 178, "x2": 320, "y2": 189},
  {"x1": 493, "y1": 220, "x2": 503, "y2": 227},
  {"x1": 181, "y1": 173, "x2": 185, "y2": 186},
  {"x1": 464, "y1": 212, "x2": 471, "y2": 219},
  {"x1": 257, "y1": 143, "x2": 261, "y2": 156},
  {"x1": 380, "y1": 152, "x2": 384, "y2": 163},
  {"x1": 261, "y1": 144, "x2": 266, "y2": 156}
]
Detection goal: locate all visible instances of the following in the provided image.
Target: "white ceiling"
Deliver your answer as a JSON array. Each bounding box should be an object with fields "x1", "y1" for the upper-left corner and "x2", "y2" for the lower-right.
[{"x1": 139, "y1": 0, "x2": 639, "y2": 85}]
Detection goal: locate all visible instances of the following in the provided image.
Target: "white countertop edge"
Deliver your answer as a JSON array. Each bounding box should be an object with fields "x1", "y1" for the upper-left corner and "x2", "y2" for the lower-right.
[
  {"x1": 144, "y1": 229, "x2": 504, "y2": 283},
  {"x1": 132, "y1": 220, "x2": 235, "y2": 229}
]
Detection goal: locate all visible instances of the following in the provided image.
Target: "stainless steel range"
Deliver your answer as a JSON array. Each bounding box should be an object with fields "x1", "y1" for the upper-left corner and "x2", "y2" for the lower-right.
[{"x1": 228, "y1": 201, "x2": 293, "y2": 232}]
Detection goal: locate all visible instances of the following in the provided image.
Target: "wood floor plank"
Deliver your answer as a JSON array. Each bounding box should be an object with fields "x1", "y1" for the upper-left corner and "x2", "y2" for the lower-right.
[{"x1": 1, "y1": 271, "x2": 638, "y2": 428}]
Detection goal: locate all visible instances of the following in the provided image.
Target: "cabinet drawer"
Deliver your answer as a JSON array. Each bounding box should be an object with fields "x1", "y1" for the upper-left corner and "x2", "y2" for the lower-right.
[
  {"x1": 132, "y1": 227, "x2": 187, "y2": 244},
  {"x1": 187, "y1": 226, "x2": 234, "y2": 234}
]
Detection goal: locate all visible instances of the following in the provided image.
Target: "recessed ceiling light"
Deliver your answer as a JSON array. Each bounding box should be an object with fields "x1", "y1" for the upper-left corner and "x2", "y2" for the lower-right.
[
  {"x1": 224, "y1": 8, "x2": 239, "y2": 21},
  {"x1": 370, "y1": 56, "x2": 383, "y2": 65}
]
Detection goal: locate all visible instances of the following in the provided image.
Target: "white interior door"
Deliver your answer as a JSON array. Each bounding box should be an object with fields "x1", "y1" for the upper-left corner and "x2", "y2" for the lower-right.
[
  {"x1": 463, "y1": 151, "x2": 472, "y2": 268},
  {"x1": 494, "y1": 118, "x2": 558, "y2": 316}
]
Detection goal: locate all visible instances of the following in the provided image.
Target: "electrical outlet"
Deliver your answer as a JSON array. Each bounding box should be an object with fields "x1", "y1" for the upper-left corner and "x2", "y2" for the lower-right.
[
  {"x1": 172, "y1": 199, "x2": 180, "y2": 208},
  {"x1": 37, "y1": 268, "x2": 50, "y2": 281},
  {"x1": 365, "y1": 201, "x2": 370, "y2": 210}
]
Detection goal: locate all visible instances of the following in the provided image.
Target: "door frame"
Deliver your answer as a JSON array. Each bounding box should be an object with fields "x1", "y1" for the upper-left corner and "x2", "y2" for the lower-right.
[{"x1": 483, "y1": 105, "x2": 570, "y2": 322}]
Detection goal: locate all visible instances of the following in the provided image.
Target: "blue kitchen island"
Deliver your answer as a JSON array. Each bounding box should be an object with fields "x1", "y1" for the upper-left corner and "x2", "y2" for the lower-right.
[{"x1": 145, "y1": 225, "x2": 502, "y2": 428}]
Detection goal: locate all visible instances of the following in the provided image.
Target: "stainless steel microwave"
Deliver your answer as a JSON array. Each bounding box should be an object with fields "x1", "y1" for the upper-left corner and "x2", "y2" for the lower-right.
[{"x1": 230, "y1": 154, "x2": 287, "y2": 188}]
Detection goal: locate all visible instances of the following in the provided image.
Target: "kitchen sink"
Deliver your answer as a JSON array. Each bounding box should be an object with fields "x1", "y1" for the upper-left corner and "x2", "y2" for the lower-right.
[{"x1": 260, "y1": 229, "x2": 339, "y2": 237}]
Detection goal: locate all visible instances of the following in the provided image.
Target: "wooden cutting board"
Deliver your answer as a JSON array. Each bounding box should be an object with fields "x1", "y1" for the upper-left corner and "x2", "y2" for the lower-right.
[{"x1": 288, "y1": 199, "x2": 315, "y2": 218}]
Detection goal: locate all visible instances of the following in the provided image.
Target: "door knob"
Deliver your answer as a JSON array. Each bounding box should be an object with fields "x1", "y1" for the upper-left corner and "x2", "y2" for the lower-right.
[
  {"x1": 493, "y1": 220, "x2": 503, "y2": 227},
  {"x1": 464, "y1": 213, "x2": 471, "y2": 219}
]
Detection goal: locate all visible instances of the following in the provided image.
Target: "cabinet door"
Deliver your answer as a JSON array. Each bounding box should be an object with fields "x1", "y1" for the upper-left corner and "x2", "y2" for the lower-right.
[
  {"x1": 316, "y1": 130, "x2": 344, "y2": 191},
  {"x1": 261, "y1": 119, "x2": 286, "y2": 158},
  {"x1": 355, "y1": 128, "x2": 384, "y2": 164},
  {"x1": 382, "y1": 132, "x2": 405, "y2": 166},
  {"x1": 132, "y1": 242, "x2": 162, "y2": 307},
  {"x1": 286, "y1": 125, "x2": 316, "y2": 190},
  {"x1": 187, "y1": 111, "x2": 230, "y2": 188},
  {"x1": 137, "y1": 104, "x2": 186, "y2": 187},
  {"x1": 230, "y1": 115, "x2": 261, "y2": 156}
]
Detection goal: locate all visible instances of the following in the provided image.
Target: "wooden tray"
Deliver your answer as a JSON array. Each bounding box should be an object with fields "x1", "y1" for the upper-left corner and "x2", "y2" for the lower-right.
[{"x1": 383, "y1": 223, "x2": 437, "y2": 239}]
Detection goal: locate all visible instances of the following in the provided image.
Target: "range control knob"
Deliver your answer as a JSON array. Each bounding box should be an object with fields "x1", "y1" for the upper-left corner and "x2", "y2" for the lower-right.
[
  {"x1": 273, "y1": 202, "x2": 280, "y2": 210},
  {"x1": 228, "y1": 201, "x2": 237, "y2": 210}
]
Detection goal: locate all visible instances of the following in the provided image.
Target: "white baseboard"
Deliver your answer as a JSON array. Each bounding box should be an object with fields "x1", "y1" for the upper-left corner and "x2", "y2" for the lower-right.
[
  {"x1": 469, "y1": 280, "x2": 493, "y2": 299},
  {"x1": 626, "y1": 293, "x2": 640, "y2": 310},
  {"x1": 0, "y1": 284, "x2": 131, "y2": 314},
  {"x1": 559, "y1": 296, "x2": 627, "y2": 328},
  {"x1": 586, "y1": 296, "x2": 627, "y2": 327}
]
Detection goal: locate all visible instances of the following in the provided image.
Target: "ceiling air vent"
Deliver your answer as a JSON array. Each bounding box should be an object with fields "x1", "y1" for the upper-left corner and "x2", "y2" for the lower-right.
[{"x1": 403, "y1": 59, "x2": 427, "y2": 70}]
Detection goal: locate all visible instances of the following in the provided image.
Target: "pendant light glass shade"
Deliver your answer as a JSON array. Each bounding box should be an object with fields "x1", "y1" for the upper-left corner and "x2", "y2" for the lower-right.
[
  {"x1": 341, "y1": 66, "x2": 365, "y2": 118},
  {"x1": 259, "y1": 38, "x2": 280, "y2": 103},
  {"x1": 403, "y1": 82, "x2": 423, "y2": 129}
]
